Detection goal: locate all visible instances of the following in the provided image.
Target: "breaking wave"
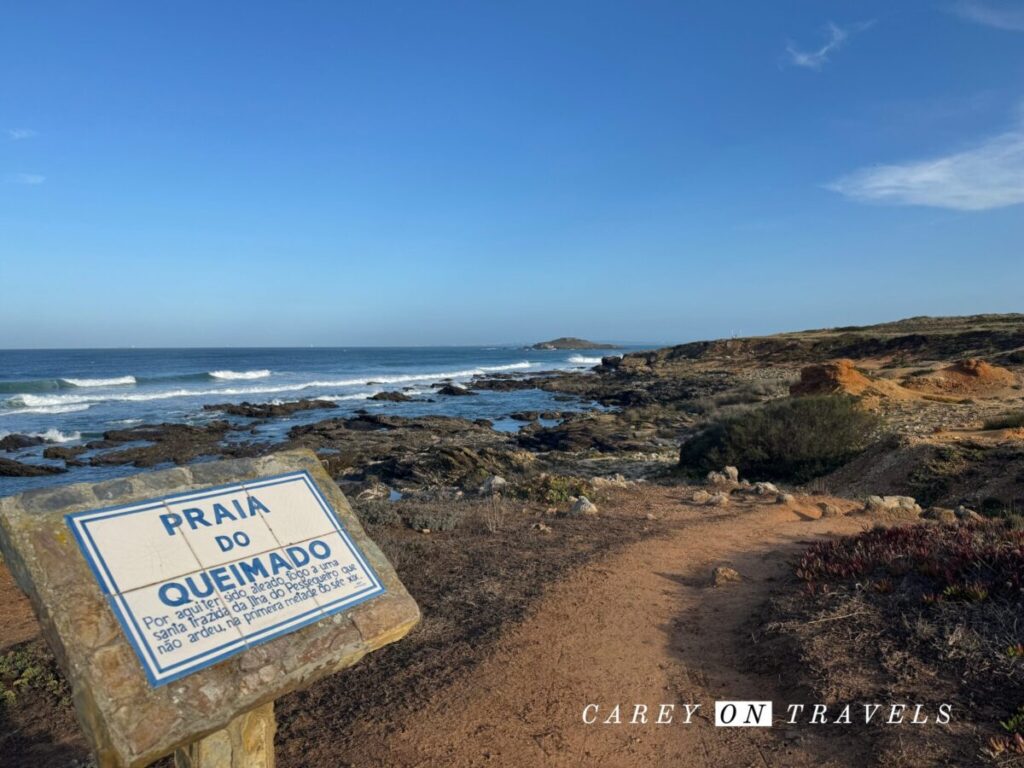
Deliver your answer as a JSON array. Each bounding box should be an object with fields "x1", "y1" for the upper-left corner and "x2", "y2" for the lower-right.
[
  {"x1": 60, "y1": 376, "x2": 137, "y2": 387},
  {"x1": 568, "y1": 355, "x2": 604, "y2": 364},
  {"x1": 1, "y1": 362, "x2": 537, "y2": 410},
  {"x1": 0, "y1": 428, "x2": 82, "y2": 443},
  {"x1": 209, "y1": 369, "x2": 271, "y2": 380},
  {"x1": 0, "y1": 403, "x2": 92, "y2": 416}
]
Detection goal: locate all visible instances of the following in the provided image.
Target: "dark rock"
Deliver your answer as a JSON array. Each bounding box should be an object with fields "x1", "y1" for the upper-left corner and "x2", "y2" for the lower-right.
[
  {"x1": 0, "y1": 458, "x2": 66, "y2": 476},
  {"x1": 370, "y1": 391, "x2": 413, "y2": 402},
  {"x1": 341, "y1": 416, "x2": 396, "y2": 432},
  {"x1": 470, "y1": 377, "x2": 538, "y2": 392},
  {"x1": 42, "y1": 445, "x2": 87, "y2": 465},
  {"x1": 0, "y1": 433, "x2": 47, "y2": 452},
  {"x1": 437, "y1": 384, "x2": 477, "y2": 396},
  {"x1": 202, "y1": 399, "x2": 337, "y2": 418},
  {"x1": 90, "y1": 422, "x2": 238, "y2": 468},
  {"x1": 284, "y1": 414, "x2": 530, "y2": 489},
  {"x1": 518, "y1": 413, "x2": 654, "y2": 453},
  {"x1": 509, "y1": 411, "x2": 540, "y2": 422}
]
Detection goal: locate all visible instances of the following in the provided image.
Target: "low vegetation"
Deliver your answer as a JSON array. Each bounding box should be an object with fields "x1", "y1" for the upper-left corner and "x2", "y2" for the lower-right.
[
  {"x1": 678, "y1": 395, "x2": 879, "y2": 482},
  {"x1": 0, "y1": 645, "x2": 68, "y2": 711},
  {"x1": 984, "y1": 411, "x2": 1024, "y2": 430},
  {"x1": 761, "y1": 520, "x2": 1024, "y2": 763},
  {"x1": 795, "y1": 521, "x2": 1024, "y2": 600}
]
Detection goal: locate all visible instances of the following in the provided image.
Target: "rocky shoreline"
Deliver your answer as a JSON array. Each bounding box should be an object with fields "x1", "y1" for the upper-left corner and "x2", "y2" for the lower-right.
[{"x1": 3, "y1": 314, "x2": 1023, "y2": 514}]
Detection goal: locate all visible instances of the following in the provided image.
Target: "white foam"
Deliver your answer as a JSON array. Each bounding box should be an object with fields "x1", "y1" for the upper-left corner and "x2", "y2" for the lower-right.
[
  {"x1": 568, "y1": 355, "x2": 604, "y2": 364},
  {"x1": 3, "y1": 362, "x2": 538, "y2": 409},
  {"x1": 0, "y1": 403, "x2": 92, "y2": 416},
  {"x1": 60, "y1": 376, "x2": 137, "y2": 387},
  {"x1": 0, "y1": 428, "x2": 82, "y2": 442},
  {"x1": 209, "y1": 369, "x2": 271, "y2": 380},
  {"x1": 480, "y1": 362, "x2": 533, "y2": 372},
  {"x1": 40, "y1": 428, "x2": 82, "y2": 442}
]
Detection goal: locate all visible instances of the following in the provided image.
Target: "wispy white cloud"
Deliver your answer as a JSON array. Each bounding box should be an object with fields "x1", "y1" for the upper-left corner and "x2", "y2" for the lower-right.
[
  {"x1": 827, "y1": 115, "x2": 1024, "y2": 211},
  {"x1": 7, "y1": 128, "x2": 37, "y2": 140},
  {"x1": 784, "y1": 21, "x2": 873, "y2": 70},
  {"x1": 6, "y1": 173, "x2": 46, "y2": 185},
  {"x1": 951, "y1": 1, "x2": 1024, "y2": 31}
]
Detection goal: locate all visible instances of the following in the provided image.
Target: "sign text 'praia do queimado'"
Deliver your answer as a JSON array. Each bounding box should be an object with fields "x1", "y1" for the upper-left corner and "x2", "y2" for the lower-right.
[{"x1": 65, "y1": 470, "x2": 386, "y2": 686}]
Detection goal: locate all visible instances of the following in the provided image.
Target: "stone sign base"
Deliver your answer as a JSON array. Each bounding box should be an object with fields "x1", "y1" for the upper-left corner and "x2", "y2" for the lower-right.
[
  {"x1": 174, "y1": 703, "x2": 275, "y2": 768},
  {"x1": 0, "y1": 450, "x2": 420, "y2": 767}
]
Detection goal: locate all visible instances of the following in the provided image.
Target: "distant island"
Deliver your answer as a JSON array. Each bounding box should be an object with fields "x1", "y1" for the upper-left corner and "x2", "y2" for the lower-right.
[{"x1": 530, "y1": 337, "x2": 618, "y2": 350}]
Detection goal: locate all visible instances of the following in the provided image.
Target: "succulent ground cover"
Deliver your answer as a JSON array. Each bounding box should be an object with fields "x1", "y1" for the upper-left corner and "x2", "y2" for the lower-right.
[{"x1": 760, "y1": 520, "x2": 1024, "y2": 764}]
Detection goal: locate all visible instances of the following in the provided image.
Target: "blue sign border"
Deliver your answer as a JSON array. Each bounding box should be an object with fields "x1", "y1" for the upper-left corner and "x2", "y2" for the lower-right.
[{"x1": 65, "y1": 470, "x2": 387, "y2": 687}]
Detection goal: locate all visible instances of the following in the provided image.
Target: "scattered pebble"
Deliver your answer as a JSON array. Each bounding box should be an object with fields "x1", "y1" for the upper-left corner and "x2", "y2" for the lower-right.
[{"x1": 711, "y1": 566, "x2": 741, "y2": 586}]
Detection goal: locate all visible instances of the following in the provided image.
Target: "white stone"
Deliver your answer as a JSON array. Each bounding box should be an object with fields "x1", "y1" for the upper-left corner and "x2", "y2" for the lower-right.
[{"x1": 570, "y1": 496, "x2": 598, "y2": 516}]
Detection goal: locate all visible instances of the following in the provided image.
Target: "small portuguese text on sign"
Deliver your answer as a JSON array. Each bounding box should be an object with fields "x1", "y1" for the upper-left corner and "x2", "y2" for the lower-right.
[{"x1": 65, "y1": 471, "x2": 385, "y2": 686}]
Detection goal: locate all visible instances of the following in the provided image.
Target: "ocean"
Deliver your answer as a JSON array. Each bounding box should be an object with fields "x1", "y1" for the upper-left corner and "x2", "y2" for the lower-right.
[{"x1": 0, "y1": 346, "x2": 634, "y2": 496}]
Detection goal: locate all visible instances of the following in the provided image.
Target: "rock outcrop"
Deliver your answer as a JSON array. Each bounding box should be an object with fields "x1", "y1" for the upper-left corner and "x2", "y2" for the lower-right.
[
  {"x1": 0, "y1": 434, "x2": 48, "y2": 452},
  {"x1": 202, "y1": 399, "x2": 337, "y2": 418},
  {"x1": 370, "y1": 391, "x2": 414, "y2": 402},
  {"x1": 903, "y1": 358, "x2": 1018, "y2": 396},
  {"x1": 436, "y1": 384, "x2": 477, "y2": 397},
  {"x1": 0, "y1": 457, "x2": 66, "y2": 476}
]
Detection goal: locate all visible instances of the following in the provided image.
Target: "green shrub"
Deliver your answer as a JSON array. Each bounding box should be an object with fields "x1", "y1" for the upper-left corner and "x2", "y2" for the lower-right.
[
  {"x1": 520, "y1": 473, "x2": 594, "y2": 504},
  {"x1": 678, "y1": 395, "x2": 879, "y2": 483},
  {"x1": 401, "y1": 505, "x2": 462, "y2": 532},
  {"x1": 984, "y1": 411, "x2": 1024, "y2": 430},
  {"x1": 354, "y1": 500, "x2": 403, "y2": 527}
]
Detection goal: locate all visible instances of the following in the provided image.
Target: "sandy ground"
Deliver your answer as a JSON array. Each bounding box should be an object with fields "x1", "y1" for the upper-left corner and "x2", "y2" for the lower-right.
[
  {"x1": 334, "y1": 489, "x2": 876, "y2": 768},
  {"x1": 2, "y1": 487, "x2": 895, "y2": 767}
]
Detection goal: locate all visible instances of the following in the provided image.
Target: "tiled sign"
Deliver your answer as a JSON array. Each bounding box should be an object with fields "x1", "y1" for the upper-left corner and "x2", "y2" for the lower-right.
[{"x1": 65, "y1": 471, "x2": 385, "y2": 686}]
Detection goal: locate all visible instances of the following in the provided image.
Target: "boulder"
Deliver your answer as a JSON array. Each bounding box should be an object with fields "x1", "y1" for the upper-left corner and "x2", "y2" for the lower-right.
[
  {"x1": 753, "y1": 481, "x2": 779, "y2": 496},
  {"x1": 706, "y1": 466, "x2": 740, "y2": 487},
  {"x1": 777, "y1": 493, "x2": 795, "y2": 505},
  {"x1": 370, "y1": 391, "x2": 413, "y2": 402},
  {"x1": 818, "y1": 502, "x2": 843, "y2": 518},
  {"x1": 708, "y1": 491, "x2": 730, "y2": 507},
  {"x1": 691, "y1": 489, "x2": 712, "y2": 504},
  {"x1": 0, "y1": 433, "x2": 47, "y2": 452},
  {"x1": 568, "y1": 496, "x2": 598, "y2": 516},
  {"x1": 42, "y1": 445, "x2": 87, "y2": 465},
  {"x1": 437, "y1": 384, "x2": 477, "y2": 397},
  {"x1": 861, "y1": 495, "x2": 922, "y2": 520},
  {"x1": 480, "y1": 475, "x2": 508, "y2": 496}
]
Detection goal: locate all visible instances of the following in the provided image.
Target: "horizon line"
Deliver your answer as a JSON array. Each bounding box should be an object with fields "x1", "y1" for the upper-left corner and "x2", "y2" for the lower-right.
[{"x1": 0, "y1": 341, "x2": 663, "y2": 352}]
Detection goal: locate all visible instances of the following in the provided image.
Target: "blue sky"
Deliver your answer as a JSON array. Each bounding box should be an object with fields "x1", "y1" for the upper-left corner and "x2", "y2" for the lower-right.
[{"x1": 1, "y1": 1, "x2": 1022, "y2": 348}]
